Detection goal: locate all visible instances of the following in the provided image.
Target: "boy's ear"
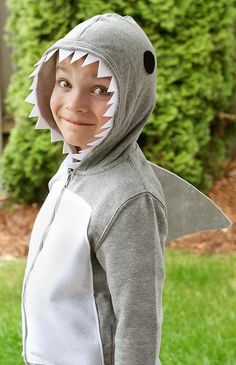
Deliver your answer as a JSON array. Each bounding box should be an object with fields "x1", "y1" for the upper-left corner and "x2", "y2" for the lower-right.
[
  {"x1": 143, "y1": 51, "x2": 155, "y2": 74},
  {"x1": 37, "y1": 53, "x2": 58, "y2": 127}
]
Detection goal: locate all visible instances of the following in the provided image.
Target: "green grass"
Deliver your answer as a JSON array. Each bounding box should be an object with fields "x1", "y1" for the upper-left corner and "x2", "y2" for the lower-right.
[
  {"x1": 161, "y1": 250, "x2": 236, "y2": 365},
  {"x1": 0, "y1": 251, "x2": 235, "y2": 365},
  {"x1": 0, "y1": 259, "x2": 25, "y2": 365}
]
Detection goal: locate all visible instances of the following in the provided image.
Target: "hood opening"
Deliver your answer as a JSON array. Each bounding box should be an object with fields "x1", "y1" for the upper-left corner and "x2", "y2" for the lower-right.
[{"x1": 25, "y1": 13, "x2": 156, "y2": 171}]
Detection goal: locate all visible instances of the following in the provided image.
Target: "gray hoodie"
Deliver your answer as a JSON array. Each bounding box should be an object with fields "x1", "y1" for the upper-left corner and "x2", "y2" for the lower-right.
[{"x1": 22, "y1": 13, "x2": 168, "y2": 365}]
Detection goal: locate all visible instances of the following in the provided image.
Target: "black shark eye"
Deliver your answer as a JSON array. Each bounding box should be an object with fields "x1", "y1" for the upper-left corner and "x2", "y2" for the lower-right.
[{"x1": 143, "y1": 51, "x2": 155, "y2": 74}]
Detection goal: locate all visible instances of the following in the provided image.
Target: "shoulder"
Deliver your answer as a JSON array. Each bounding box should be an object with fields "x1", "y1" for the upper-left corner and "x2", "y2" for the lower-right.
[{"x1": 85, "y1": 147, "x2": 167, "y2": 248}]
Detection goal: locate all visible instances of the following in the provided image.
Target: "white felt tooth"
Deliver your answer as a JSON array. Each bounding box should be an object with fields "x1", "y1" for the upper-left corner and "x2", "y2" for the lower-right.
[
  {"x1": 78, "y1": 146, "x2": 94, "y2": 157},
  {"x1": 25, "y1": 90, "x2": 37, "y2": 104},
  {"x1": 81, "y1": 54, "x2": 100, "y2": 67},
  {"x1": 70, "y1": 50, "x2": 88, "y2": 63},
  {"x1": 35, "y1": 116, "x2": 50, "y2": 129},
  {"x1": 34, "y1": 55, "x2": 46, "y2": 66},
  {"x1": 86, "y1": 137, "x2": 103, "y2": 147},
  {"x1": 94, "y1": 128, "x2": 111, "y2": 138},
  {"x1": 67, "y1": 161, "x2": 81, "y2": 169},
  {"x1": 101, "y1": 118, "x2": 114, "y2": 129},
  {"x1": 63, "y1": 142, "x2": 74, "y2": 154},
  {"x1": 107, "y1": 92, "x2": 118, "y2": 105},
  {"x1": 44, "y1": 49, "x2": 58, "y2": 62},
  {"x1": 97, "y1": 61, "x2": 112, "y2": 78},
  {"x1": 103, "y1": 103, "x2": 116, "y2": 117},
  {"x1": 29, "y1": 105, "x2": 40, "y2": 118},
  {"x1": 50, "y1": 129, "x2": 64, "y2": 142},
  {"x1": 58, "y1": 49, "x2": 74, "y2": 63},
  {"x1": 29, "y1": 76, "x2": 38, "y2": 90},
  {"x1": 107, "y1": 77, "x2": 118, "y2": 92},
  {"x1": 70, "y1": 153, "x2": 82, "y2": 161},
  {"x1": 29, "y1": 65, "x2": 41, "y2": 78}
]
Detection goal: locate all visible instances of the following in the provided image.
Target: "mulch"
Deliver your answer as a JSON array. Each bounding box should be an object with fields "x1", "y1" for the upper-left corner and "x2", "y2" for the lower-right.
[{"x1": 0, "y1": 159, "x2": 235, "y2": 259}]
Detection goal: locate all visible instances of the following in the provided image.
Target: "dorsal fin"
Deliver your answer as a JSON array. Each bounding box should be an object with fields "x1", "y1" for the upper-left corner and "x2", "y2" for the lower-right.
[{"x1": 149, "y1": 162, "x2": 232, "y2": 242}]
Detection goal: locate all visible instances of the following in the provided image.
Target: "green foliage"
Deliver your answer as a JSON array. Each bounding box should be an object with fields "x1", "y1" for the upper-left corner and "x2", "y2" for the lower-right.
[
  {"x1": 1, "y1": 0, "x2": 236, "y2": 203},
  {"x1": 0, "y1": 119, "x2": 63, "y2": 204}
]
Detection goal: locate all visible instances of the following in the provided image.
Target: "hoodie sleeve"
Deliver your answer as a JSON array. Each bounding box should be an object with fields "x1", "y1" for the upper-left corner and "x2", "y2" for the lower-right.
[{"x1": 95, "y1": 192, "x2": 168, "y2": 365}]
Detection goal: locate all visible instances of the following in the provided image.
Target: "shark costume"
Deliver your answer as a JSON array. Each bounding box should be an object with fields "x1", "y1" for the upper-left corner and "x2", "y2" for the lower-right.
[{"x1": 22, "y1": 13, "x2": 231, "y2": 365}]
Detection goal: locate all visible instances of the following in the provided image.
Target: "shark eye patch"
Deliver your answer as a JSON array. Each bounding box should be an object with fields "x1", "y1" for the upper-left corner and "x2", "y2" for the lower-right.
[{"x1": 144, "y1": 51, "x2": 155, "y2": 74}]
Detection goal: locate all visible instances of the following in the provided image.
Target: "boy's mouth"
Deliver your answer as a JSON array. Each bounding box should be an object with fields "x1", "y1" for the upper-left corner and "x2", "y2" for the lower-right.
[{"x1": 62, "y1": 117, "x2": 95, "y2": 126}]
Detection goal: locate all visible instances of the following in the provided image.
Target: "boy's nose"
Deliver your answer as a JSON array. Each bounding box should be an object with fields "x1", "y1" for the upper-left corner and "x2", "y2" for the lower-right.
[{"x1": 66, "y1": 90, "x2": 88, "y2": 113}]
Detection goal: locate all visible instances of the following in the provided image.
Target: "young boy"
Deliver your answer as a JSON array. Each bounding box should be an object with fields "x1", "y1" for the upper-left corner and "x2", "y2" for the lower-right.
[
  {"x1": 22, "y1": 13, "x2": 167, "y2": 365},
  {"x1": 22, "y1": 12, "x2": 231, "y2": 365}
]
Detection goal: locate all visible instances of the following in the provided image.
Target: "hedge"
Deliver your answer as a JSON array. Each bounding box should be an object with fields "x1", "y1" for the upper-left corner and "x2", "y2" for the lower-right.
[{"x1": 1, "y1": 0, "x2": 236, "y2": 203}]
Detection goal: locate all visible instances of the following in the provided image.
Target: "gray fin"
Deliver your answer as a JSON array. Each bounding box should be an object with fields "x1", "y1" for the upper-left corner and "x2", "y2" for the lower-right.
[{"x1": 149, "y1": 162, "x2": 232, "y2": 242}]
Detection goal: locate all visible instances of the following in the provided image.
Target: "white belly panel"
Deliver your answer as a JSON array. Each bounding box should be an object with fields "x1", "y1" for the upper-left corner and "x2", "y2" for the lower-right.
[
  {"x1": 24, "y1": 189, "x2": 104, "y2": 365},
  {"x1": 25, "y1": 179, "x2": 65, "y2": 274}
]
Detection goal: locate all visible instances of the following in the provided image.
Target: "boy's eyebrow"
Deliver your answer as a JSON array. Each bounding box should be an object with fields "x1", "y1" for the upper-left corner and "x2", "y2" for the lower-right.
[
  {"x1": 55, "y1": 65, "x2": 70, "y2": 74},
  {"x1": 55, "y1": 65, "x2": 111, "y2": 80}
]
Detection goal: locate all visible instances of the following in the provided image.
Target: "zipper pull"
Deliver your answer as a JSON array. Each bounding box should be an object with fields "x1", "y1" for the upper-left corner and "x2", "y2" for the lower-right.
[{"x1": 65, "y1": 168, "x2": 73, "y2": 188}]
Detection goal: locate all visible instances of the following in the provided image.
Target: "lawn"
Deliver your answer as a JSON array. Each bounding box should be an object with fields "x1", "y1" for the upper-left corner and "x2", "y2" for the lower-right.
[{"x1": 0, "y1": 251, "x2": 235, "y2": 365}]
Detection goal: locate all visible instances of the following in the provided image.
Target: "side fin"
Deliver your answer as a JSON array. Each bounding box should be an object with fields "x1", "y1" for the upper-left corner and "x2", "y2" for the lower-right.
[{"x1": 149, "y1": 162, "x2": 232, "y2": 242}]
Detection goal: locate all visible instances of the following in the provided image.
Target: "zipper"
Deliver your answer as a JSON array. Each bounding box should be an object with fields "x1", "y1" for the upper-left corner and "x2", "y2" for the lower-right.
[
  {"x1": 65, "y1": 167, "x2": 73, "y2": 187},
  {"x1": 22, "y1": 167, "x2": 74, "y2": 363}
]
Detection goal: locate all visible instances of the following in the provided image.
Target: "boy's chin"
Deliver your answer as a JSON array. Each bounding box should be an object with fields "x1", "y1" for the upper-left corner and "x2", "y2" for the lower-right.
[
  {"x1": 71, "y1": 143, "x2": 92, "y2": 152},
  {"x1": 63, "y1": 137, "x2": 89, "y2": 151}
]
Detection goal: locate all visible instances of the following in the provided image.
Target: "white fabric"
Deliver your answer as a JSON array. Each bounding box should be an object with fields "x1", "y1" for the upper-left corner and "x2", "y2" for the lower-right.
[{"x1": 22, "y1": 181, "x2": 105, "y2": 365}]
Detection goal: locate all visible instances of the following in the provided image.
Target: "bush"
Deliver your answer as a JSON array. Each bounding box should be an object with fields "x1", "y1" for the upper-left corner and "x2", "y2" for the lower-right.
[{"x1": 1, "y1": 0, "x2": 236, "y2": 203}]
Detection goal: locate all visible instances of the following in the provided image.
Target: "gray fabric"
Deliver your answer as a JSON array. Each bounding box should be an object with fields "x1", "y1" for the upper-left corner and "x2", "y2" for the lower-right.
[
  {"x1": 37, "y1": 13, "x2": 157, "y2": 171},
  {"x1": 150, "y1": 163, "x2": 232, "y2": 241},
  {"x1": 67, "y1": 142, "x2": 167, "y2": 365}
]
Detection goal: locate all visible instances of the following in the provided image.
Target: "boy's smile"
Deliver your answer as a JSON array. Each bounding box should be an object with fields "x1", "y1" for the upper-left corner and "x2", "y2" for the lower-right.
[{"x1": 50, "y1": 55, "x2": 114, "y2": 150}]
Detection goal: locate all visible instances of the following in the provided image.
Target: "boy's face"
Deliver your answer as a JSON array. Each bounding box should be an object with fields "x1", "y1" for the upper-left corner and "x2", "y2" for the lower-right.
[{"x1": 50, "y1": 55, "x2": 114, "y2": 150}]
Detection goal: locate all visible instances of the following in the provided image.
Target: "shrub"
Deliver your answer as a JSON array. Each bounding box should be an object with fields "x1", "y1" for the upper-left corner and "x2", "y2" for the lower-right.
[{"x1": 1, "y1": 0, "x2": 236, "y2": 203}]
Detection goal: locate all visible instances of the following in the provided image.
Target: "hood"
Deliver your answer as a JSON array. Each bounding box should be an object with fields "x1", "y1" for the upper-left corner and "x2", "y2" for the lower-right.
[{"x1": 26, "y1": 13, "x2": 157, "y2": 171}]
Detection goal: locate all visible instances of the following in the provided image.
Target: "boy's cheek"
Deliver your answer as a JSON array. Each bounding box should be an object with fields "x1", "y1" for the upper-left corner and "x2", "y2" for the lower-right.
[{"x1": 50, "y1": 95, "x2": 59, "y2": 119}]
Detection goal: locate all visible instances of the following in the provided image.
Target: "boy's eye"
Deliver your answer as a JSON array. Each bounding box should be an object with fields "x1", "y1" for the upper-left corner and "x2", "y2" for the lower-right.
[
  {"x1": 93, "y1": 87, "x2": 110, "y2": 96},
  {"x1": 57, "y1": 79, "x2": 71, "y2": 89}
]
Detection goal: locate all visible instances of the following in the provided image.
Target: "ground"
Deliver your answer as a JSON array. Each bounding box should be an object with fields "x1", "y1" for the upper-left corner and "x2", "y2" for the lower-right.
[{"x1": 0, "y1": 159, "x2": 235, "y2": 258}]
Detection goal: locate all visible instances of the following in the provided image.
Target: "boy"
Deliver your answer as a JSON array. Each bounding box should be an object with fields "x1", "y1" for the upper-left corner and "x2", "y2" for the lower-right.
[
  {"x1": 23, "y1": 12, "x2": 231, "y2": 365},
  {"x1": 23, "y1": 13, "x2": 167, "y2": 365}
]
